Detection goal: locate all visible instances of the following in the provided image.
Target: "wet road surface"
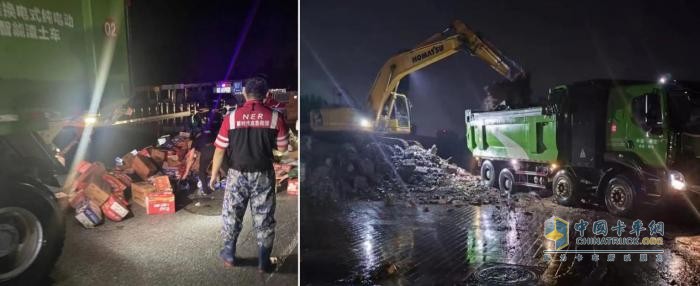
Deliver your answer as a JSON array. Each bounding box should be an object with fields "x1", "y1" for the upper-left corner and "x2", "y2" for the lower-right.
[
  {"x1": 301, "y1": 187, "x2": 700, "y2": 285},
  {"x1": 52, "y1": 190, "x2": 298, "y2": 286}
]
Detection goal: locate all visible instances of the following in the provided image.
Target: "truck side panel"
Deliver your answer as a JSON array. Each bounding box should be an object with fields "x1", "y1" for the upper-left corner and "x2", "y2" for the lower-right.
[
  {"x1": 0, "y1": 0, "x2": 129, "y2": 122},
  {"x1": 466, "y1": 108, "x2": 558, "y2": 163}
]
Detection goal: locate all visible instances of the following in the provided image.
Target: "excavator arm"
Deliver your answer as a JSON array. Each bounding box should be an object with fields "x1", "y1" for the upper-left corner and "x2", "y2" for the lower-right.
[
  {"x1": 310, "y1": 20, "x2": 524, "y2": 134},
  {"x1": 368, "y1": 20, "x2": 524, "y2": 122}
]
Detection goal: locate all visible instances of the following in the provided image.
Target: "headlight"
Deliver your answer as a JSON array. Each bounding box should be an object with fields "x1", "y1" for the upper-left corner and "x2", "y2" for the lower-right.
[
  {"x1": 359, "y1": 118, "x2": 372, "y2": 128},
  {"x1": 669, "y1": 170, "x2": 687, "y2": 191}
]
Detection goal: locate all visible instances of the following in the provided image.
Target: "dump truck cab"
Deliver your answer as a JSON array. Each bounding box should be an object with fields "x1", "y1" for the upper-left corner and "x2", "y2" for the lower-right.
[{"x1": 467, "y1": 79, "x2": 700, "y2": 216}]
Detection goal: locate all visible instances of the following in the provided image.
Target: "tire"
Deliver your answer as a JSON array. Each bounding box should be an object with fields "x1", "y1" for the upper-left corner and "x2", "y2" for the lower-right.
[
  {"x1": 604, "y1": 175, "x2": 637, "y2": 216},
  {"x1": 480, "y1": 160, "x2": 497, "y2": 188},
  {"x1": 553, "y1": 170, "x2": 578, "y2": 206},
  {"x1": 498, "y1": 168, "x2": 517, "y2": 194},
  {"x1": 0, "y1": 180, "x2": 65, "y2": 286}
]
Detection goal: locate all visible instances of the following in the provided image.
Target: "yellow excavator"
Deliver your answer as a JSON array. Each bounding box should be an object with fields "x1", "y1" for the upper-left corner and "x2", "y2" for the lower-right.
[{"x1": 310, "y1": 20, "x2": 526, "y2": 134}]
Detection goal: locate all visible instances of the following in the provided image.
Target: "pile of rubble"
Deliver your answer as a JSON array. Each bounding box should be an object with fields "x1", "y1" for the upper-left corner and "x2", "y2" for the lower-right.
[
  {"x1": 65, "y1": 132, "x2": 198, "y2": 228},
  {"x1": 302, "y1": 136, "x2": 498, "y2": 205}
]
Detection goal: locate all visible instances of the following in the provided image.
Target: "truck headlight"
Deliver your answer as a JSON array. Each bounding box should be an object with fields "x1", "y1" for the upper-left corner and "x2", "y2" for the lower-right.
[{"x1": 669, "y1": 170, "x2": 687, "y2": 191}]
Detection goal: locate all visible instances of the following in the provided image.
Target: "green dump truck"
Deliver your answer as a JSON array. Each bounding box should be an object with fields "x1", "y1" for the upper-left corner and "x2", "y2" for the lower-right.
[
  {"x1": 0, "y1": 0, "x2": 129, "y2": 284},
  {"x1": 466, "y1": 79, "x2": 700, "y2": 215}
]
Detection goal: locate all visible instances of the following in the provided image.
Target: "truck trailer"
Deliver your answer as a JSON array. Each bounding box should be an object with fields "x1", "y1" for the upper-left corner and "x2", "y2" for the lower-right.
[
  {"x1": 466, "y1": 79, "x2": 700, "y2": 215},
  {"x1": 0, "y1": 0, "x2": 129, "y2": 284}
]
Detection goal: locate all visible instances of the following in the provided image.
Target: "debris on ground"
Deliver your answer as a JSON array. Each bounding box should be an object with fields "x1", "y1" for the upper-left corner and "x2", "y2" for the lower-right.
[
  {"x1": 302, "y1": 136, "x2": 499, "y2": 205},
  {"x1": 64, "y1": 132, "x2": 199, "y2": 228}
]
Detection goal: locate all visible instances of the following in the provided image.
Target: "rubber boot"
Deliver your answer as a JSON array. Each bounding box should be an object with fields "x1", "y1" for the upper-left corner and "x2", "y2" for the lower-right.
[
  {"x1": 219, "y1": 240, "x2": 236, "y2": 267},
  {"x1": 258, "y1": 246, "x2": 273, "y2": 273}
]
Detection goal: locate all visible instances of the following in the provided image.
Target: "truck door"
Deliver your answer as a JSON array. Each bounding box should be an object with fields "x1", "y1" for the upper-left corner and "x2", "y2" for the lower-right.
[{"x1": 625, "y1": 90, "x2": 668, "y2": 168}]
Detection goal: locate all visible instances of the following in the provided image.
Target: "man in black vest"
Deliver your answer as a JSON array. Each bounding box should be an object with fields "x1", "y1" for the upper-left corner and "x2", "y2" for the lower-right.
[{"x1": 209, "y1": 77, "x2": 288, "y2": 272}]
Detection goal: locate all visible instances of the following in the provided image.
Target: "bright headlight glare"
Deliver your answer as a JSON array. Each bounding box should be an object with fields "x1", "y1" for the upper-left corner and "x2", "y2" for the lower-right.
[
  {"x1": 669, "y1": 171, "x2": 686, "y2": 191},
  {"x1": 359, "y1": 118, "x2": 371, "y2": 128},
  {"x1": 84, "y1": 115, "x2": 98, "y2": 125}
]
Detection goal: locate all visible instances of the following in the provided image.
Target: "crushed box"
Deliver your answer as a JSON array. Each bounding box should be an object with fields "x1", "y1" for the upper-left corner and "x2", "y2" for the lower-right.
[{"x1": 75, "y1": 200, "x2": 103, "y2": 228}]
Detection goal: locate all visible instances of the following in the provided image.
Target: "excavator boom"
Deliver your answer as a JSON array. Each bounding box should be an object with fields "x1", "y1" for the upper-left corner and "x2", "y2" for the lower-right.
[{"x1": 310, "y1": 20, "x2": 524, "y2": 134}]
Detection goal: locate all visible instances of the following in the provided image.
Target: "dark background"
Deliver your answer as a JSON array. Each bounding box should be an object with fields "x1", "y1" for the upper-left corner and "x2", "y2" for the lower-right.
[
  {"x1": 301, "y1": 0, "x2": 700, "y2": 137},
  {"x1": 128, "y1": 0, "x2": 297, "y2": 89}
]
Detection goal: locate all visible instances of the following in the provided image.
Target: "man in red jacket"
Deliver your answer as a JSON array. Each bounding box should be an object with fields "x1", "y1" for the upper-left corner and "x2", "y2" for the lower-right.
[{"x1": 209, "y1": 77, "x2": 288, "y2": 272}]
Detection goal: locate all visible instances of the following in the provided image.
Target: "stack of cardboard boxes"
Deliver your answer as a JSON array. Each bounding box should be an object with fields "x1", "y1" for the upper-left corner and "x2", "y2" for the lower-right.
[{"x1": 67, "y1": 132, "x2": 197, "y2": 228}]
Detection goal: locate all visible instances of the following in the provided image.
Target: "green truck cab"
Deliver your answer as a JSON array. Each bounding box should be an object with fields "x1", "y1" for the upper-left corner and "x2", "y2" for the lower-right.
[
  {"x1": 466, "y1": 79, "x2": 700, "y2": 216},
  {"x1": 0, "y1": 0, "x2": 129, "y2": 284}
]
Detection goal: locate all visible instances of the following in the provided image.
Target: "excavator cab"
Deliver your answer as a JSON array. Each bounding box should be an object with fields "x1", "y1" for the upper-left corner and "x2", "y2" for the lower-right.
[{"x1": 377, "y1": 93, "x2": 411, "y2": 134}]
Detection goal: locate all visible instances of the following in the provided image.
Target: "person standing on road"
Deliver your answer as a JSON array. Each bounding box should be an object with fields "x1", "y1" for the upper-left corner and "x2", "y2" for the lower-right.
[{"x1": 209, "y1": 76, "x2": 288, "y2": 272}]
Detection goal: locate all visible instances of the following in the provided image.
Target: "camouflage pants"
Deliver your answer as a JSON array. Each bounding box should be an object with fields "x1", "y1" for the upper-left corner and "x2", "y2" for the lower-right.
[{"x1": 221, "y1": 168, "x2": 276, "y2": 248}]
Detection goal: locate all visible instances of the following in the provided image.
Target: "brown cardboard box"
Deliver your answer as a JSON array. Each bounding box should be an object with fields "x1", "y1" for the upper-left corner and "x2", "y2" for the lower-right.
[
  {"x1": 133, "y1": 155, "x2": 158, "y2": 180},
  {"x1": 149, "y1": 175, "x2": 173, "y2": 193},
  {"x1": 85, "y1": 181, "x2": 111, "y2": 205},
  {"x1": 122, "y1": 152, "x2": 136, "y2": 168},
  {"x1": 150, "y1": 148, "x2": 167, "y2": 165},
  {"x1": 131, "y1": 182, "x2": 156, "y2": 207},
  {"x1": 166, "y1": 154, "x2": 180, "y2": 165}
]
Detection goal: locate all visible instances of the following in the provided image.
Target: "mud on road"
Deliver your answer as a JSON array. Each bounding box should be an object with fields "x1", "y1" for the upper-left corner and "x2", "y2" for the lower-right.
[{"x1": 300, "y1": 136, "x2": 700, "y2": 285}]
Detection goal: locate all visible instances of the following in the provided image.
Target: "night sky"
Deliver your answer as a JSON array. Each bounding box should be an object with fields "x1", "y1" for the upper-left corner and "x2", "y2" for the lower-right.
[
  {"x1": 128, "y1": 0, "x2": 297, "y2": 89},
  {"x1": 301, "y1": 0, "x2": 700, "y2": 137}
]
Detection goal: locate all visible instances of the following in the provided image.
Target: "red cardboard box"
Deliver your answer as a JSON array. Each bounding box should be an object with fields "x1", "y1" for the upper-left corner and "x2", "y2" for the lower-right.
[
  {"x1": 133, "y1": 155, "x2": 158, "y2": 180},
  {"x1": 146, "y1": 192, "x2": 175, "y2": 215},
  {"x1": 69, "y1": 190, "x2": 87, "y2": 209},
  {"x1": 102, "y1": 174, "x2": 127, "y2": 194},
  {"x1": 287, "y1": 178, "x2": 299, "y2": 196},
  {"x1": 101, "y1": 195, "x2": 130, "y2": 222}
]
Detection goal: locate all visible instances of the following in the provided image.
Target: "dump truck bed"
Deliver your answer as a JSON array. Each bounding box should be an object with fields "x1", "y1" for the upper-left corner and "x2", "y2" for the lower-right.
[{"x1": 465, "y1": 107, "x2": 558, "y2": 163}]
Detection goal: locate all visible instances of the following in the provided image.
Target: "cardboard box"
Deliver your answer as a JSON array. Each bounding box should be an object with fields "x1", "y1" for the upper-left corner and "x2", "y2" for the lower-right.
[
  {"x1": 101, "y1": 195, "x2": 130, "y2": 222},
  {"x1": 72, "y1": 162, "x2": 107, "y2": 192},
  {"x1": 122, "y1": 152, "x2": 136, "y2": 169},
  {"x1": 102, "y1": 174, "x2": 127, "y2": 194},
  {"x1": 69, "y1": 190, "x2": 87, "y2": 209},
  {"x1": 166, "y1": 154, "x2": 180, "y2": 165},
  {"x1": 133, "y1": 155, "x2": 158, "y2": 180},
  {"x1": 85, "y1": 181, "x2": 111, "y2": 205},
  {"x1": 149, "y1": 175, "x2": 173, "y2": 193},
  {"x1": 76, "y1": 161, "x2": 92, "y2": 174},
  {"x1": 146, "y1": 192, "x2": 175, "y2": 215},
  {"x1": 111, "y1": 172, "x2": 133, "y2": 187},
  {"x1": 175, "y1": 139, "x2": 192, "y2": 150},
  {"x1": 131, "y1": 182, "x2": 156, "y2": 207},
  {"x1": 150, "y1": 148, "x2": 167, "y2": 165},
  {"x1": 75, "y1": 200, "x2": 102, "y2": 228},
  {"x1": 287, "y1": 178, "x2": 299, "y2": 196}
]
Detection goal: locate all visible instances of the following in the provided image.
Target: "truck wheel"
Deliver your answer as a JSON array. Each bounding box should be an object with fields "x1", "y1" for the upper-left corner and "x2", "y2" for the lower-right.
[
  {"x1": 480, "y1": 160, "x2": 496, "y2": 188},
  {"x1": 498, "y1": 168, "x2": 517, "y2": 194},
  {"x1": 553, "y1": 170, "x2": 578, "y2": 206},
  {"x1": 604, "y1": 176, "x2": 637, "y2": 216},
  {"x1": 0, "y1": 182, "x2": 65, "y2": 285}
]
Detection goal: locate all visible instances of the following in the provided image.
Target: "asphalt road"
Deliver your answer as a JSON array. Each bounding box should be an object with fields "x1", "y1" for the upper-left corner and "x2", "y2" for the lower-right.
[
  {"x1": 51, "y1": 188, "x2": 298, "y2": 286},
  {"x1": 301, "y1": 186, "x2": 700, "y2": 285}
]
